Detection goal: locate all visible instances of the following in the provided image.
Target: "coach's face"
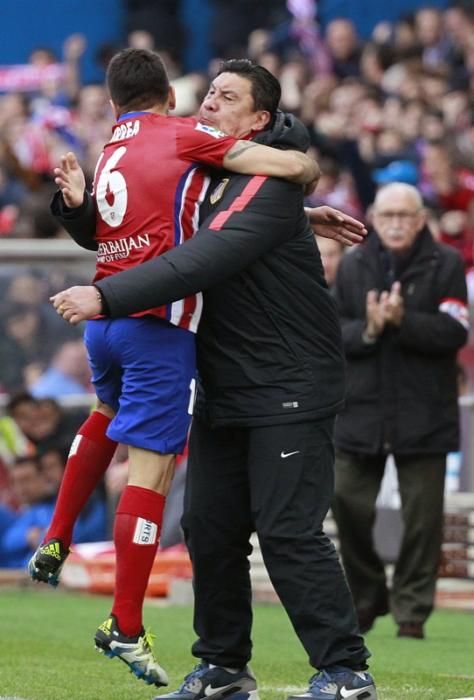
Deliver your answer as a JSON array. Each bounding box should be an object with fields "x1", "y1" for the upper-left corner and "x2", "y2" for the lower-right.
[{"x1": 198, "y1": 72, "x2": 270, "y2": 138}]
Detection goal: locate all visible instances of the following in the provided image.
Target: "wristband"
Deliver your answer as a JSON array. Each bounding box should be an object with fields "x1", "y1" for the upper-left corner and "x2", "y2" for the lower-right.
[{"x1": 94, "y1": 286, "x2": 110, "y2": 316}]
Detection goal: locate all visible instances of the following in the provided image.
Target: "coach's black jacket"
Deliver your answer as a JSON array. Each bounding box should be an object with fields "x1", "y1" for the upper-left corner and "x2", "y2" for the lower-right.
[
  {"x1": 52, "y1": 114, "x2": 345, "y2": 427},
  {"x1": 333, "y1": 227, "x2": 468, "y2": 454}
]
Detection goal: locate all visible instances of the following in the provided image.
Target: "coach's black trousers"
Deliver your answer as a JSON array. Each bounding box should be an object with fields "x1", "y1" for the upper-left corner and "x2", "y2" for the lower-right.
[{"x1": 181, "y1": 416, "x2": 370, "y2": 671}]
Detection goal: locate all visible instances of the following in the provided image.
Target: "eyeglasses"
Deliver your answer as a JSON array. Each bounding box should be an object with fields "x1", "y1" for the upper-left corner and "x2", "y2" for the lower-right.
[{"x1": 375, "y1": 210, "x2": 421, "y2": 222}]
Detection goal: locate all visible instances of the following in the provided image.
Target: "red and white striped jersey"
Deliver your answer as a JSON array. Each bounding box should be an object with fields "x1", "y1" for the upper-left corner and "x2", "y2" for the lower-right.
[{"x1": 92, "y1": 112, "x2": 235, "y2": 332}]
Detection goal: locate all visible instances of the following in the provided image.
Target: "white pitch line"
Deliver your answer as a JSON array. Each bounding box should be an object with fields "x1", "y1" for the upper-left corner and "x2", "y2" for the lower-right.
[
  {"x1": 446, "y1": 697, "x2": 474, "y2": 699},
  {"x1": 260, "y1": 686, "x2": 307, "y2": 693}
]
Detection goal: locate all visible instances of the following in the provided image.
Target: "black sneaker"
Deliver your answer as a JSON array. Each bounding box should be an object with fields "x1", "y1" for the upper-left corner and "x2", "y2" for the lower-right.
[
  {"x1": 154, "y1": 662, "x2": 260, "y2": 699},
  {"x1": 94, "y1": 613, "x2": 168, "y2": 687},
  {"x1": 286, "y1": 666, "x2": 377, "y2": 699},
  {"x1": 28, "y1": 538, "x2": 69, "y2": 587}
]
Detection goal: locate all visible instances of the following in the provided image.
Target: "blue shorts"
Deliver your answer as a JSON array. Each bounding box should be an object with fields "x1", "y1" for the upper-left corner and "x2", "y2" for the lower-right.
[{"x1": 84, "y1": 317, "x2": 196, "y2": 454}]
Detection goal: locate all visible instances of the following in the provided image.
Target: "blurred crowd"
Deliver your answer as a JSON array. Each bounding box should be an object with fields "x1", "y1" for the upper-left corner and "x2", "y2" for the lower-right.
[
  {"x1": 0, "y1": 391, "x2": 105, "y2": 566},
  {"x1": 1, "y1": 2, "x2": 473, "y2": 246},
  {"x1": 0, "y1": 0, "x2": 473, "y2": 564},
  {"x1": 0, "y1": 390, "x2": 187, "y2": 567}
]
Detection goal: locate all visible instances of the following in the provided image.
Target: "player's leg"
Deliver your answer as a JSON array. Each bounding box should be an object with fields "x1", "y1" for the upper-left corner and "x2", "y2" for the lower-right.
[
  {"x1": 94, "y1": 447, "x2": 174, "y2": 687},
  {"x1": 29, "y1": 320, "x2": 120, "y2": 586},
  {"x1": 110, "y1": 446, "x2": 174, "y2": 636},
  {"x1": 94, "y1": 317, "x2": 195, "y2": 686}
]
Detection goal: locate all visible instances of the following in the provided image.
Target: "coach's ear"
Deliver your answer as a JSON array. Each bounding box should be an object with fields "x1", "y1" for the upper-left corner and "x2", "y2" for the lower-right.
[{"x1": 167, "y1": 85, "x2": 176, "y2": 112}]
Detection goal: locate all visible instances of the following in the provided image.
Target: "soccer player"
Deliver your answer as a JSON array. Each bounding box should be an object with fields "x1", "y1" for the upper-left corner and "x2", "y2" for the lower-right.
[{"x1": 27, "y1": 48, "x2": 318, "y2": 688}]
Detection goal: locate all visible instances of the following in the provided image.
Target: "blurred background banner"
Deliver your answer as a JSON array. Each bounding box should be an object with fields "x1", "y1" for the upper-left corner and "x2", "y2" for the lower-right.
[
  {"x1": 0, "y1": 0, "x2": 452, "y2": 83},
  {"x1": 318, "y1": 0, "x2": 450, "y2": 37},
  {"x1": 0, "y1": 0, "x2": 124, "y2": 84}
]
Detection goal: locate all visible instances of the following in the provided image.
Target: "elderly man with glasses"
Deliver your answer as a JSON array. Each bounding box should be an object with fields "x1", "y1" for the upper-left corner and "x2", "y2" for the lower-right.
[{"x1": 331, "y1": 182, "x2": 469, "y2": 640}]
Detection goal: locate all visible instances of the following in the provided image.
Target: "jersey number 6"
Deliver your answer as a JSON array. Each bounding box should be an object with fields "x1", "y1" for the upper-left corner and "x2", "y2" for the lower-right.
[{"x1": 96, "y1": 147, "x2": 128, "y2": 228}]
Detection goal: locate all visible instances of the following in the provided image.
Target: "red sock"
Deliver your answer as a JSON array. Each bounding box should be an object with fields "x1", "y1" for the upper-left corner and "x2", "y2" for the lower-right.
[
  {"x1": 45, "y1": 411, "x2": 117, "y2": 549},
  {"x1": 111, "y1": 485, "x2": 165, "y2": 637}
]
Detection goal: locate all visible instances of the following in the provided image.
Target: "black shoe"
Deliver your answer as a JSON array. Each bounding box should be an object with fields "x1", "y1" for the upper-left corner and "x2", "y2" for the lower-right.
[
  {"x1": 286, "y1": 666, "x2": 377, "y2": 699},
  {"x1": 357, "y1": 595, "x2": 390, "y2": 634},
  {"x1": 28, "y1": 538, "x2": 69, "y2": 587},
  {"x1": 155, "y1": 662, "x2": 259, "y2": 699},
  {"x1": 95, "y1": 613, "x2": 168, "y2": 686},
  {"x1": 397, "y1": 622, "x2": 424, "y2": 639}
]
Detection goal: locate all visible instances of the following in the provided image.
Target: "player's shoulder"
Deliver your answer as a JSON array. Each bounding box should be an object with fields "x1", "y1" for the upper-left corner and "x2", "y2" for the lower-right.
[
  {"x1": 174, "y1": 117, "x2": 228, "y2": 140},
  {"x1": 133, "y1": 114, "x2": 196, "y2": 137},
  {"x1": 166, "y1": 115, "x2": 195, "y2": 127}
]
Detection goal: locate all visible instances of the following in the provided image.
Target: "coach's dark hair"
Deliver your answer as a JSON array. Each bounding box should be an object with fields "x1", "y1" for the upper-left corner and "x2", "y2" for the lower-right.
[
  {"x1": 217, "y1": 59, "x2": 281, "y2": 117},
  {"x1": 106, "y1": 48, "x2": 170, "y2": 112}
]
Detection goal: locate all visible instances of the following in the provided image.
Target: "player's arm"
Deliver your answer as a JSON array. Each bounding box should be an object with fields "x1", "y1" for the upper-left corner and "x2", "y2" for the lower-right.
[
  {"x1": 50, "y1": 152, "x2": 98, "y2": 251},
  {"x1": 51, "y1": 190, "x2": 98, "y2": 251},
  {"x1": 223, "y1": 141, "x2": 319, "y2": 185},
  {"x1": 179, "y1": 124, "x2": 319, "y2": 186},
  {"x1": 51, "y1": 178, "x2": 303, "y2": 322}
]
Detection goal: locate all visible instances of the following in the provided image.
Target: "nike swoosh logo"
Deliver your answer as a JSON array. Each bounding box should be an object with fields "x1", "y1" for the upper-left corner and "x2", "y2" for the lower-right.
[
  {"x1": 280, "y1": 450, "x2": 300, "y2": 459},
  {"x1": 340, "y1": 686, "x2": 368, "y2": 698},
  {"x1": 204, "y1": 683, "x2": 239, "y2": 697}
]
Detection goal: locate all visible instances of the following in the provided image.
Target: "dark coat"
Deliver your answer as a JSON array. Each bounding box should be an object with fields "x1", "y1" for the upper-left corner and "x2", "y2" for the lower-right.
[
  {"x1": 52, "y1": 115, "x2": 345, "y2": 427},
  {"x1": 332, "y1": 227, "x2": 468, "y2": 455}
]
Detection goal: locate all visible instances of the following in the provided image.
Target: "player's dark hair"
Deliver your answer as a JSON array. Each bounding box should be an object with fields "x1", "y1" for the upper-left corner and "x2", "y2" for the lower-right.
[
  {"x1": 106, "y1": 48, "x2": 170, "y2": 112},
  {"x1": 217, "y1": 59, "x2": 281, "y2": 117}
]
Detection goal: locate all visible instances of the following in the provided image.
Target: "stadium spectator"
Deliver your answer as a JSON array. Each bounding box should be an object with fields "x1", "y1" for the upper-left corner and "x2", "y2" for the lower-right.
[
  {"x1": 415, "y1": 6, "x2": 451, "y2": 69},
  {"x1": 0, "y1": 393, "x2": 87, "y2": 504},
  {"x1": 0, "y1": 302, "x2": 57, "y2": 394},
  {"x1": 0, "y1": 503, "x2": 16, "y2": 565},
  {"x1": 0, "y1": 456, "x2": 55, "y2": 568},
  {"x1": 331, "y1": 182, "x2": 468, "y2": 639},
  {"x1": 30, "y1": 398, "x2": 88, "y2": 456},
  {"x1": 315, "y1": 234, "x2": 344, "y2": 288},
  {"x1": 373, "y1": 160, "x2": 419, "y2": 188},
  {"x1": 39, "y1": 446, "x2": 70, "y2": 496},
  {"x1": 439, "y1": 209, "x2": 474, "y2": 270},
  {"x1": 50, "y1": 60, "x2": 375, "y2": 700},
  {"x1": 4, "y1": 393, "x2": 38, "y2": 445},
  {"x1": 325, "y1": 18, "x2": 363, "y2": 79},
  {"x1": 30, "y1": 339, "x2": 92, "y2": 398},
  {"x1": 391, "y1": 13, "x2": 418, "y2": 56},
  {"x1": 4, "y1": 271, "x2": 81, "y2": 343},
  {"x1": 0, "y1": 393, "x2": 36, "y2": 467},
  {"x1": 0, "y1": 452, "x2": 107, "y2": 569},
  {"x1": 306, "y1": 153, "x2": 363, "y2": 219}
]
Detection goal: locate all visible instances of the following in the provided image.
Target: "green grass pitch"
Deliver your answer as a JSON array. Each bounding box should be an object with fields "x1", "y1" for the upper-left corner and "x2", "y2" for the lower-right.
[{"x1": 0, "y1": 588, "x2": 473, "y2": 699}]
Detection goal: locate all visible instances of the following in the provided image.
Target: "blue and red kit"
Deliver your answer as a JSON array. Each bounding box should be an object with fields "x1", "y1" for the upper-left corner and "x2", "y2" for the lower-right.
[{"x1": 86, "y1": 112, "x2": 235, "y2": 452}]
